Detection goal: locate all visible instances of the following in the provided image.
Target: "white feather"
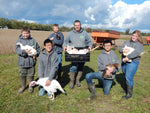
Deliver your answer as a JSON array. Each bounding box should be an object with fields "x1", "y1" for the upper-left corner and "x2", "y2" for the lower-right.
[
  {"x1": 30, "y1": 77, "x2": 65, "y2": 94},
  {"x1": 123, "y1": 45, "x2": 135, "y2": 62},
  {"x1": 123, "y1": 45, "x2": 135, "y2": 56},
  {"x1": 16, "y1": 42, "x2": 37, "y2": 56}
]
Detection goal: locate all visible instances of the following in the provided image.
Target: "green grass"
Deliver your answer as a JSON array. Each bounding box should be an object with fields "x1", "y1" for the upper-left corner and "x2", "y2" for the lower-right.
[{"x1": 0, "y1": 46, "x2": 150, "y2": 113}]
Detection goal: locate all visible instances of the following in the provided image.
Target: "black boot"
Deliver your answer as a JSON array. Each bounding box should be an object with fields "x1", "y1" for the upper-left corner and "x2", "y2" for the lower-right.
[
  {"x1": 87, "y1": 82, "x2": 97, "y2": 100},
  {"x1": 122, "y1": 86, "x2": 133, "y2": 99}
]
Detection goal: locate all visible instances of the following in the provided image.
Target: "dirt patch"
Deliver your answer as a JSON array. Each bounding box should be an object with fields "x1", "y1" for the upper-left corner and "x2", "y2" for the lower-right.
[{"x1": 142, "y1": 96, "x2": 150, "y2": 103}]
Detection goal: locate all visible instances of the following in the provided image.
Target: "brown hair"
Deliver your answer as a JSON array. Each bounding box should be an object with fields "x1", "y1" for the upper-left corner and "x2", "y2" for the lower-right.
[
  {"x1": 21, "y1": 27, "x2": 30, "y2": 33},
  {"x1": 132, "y1": 30, "x2": 143, "y2": 44},
  {"x1": 53, "y1": 24, "x2": 59, "y2": 28},
  {"x1": 74, "y1": 20, "x2": 81, "y2": 25}
]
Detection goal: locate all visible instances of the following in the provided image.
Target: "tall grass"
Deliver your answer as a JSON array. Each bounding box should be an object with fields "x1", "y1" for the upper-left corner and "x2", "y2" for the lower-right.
[{"x1": 0, "y1": 46, "x2": 150, "y2": 113}]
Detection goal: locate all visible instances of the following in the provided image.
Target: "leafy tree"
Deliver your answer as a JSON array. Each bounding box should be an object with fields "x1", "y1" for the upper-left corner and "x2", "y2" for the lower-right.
[
  {"x1": 85, "y1": 27, "x2": 92, "y2": 33},
  {"x1": 125, "y1": 29, "x2": 130, "y2": 35},
  {"x1": 59, "y1": 26, "x2": 71, "y2": 32}
]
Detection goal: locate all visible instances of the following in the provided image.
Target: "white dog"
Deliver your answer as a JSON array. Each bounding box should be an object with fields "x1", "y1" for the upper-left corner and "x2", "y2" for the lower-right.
[
  {"x1": 16, "y1": 42, "x2": 37, "y2": 56},
  {"x1": 123, "y1": 45, "x2": 135, "y2": 62},
  {"x1": 30, "y1": 77, "x2": 66, "y2": 100}
]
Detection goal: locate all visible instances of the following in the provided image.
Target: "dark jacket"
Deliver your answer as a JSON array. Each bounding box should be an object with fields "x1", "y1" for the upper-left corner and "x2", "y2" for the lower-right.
[
  {"x1": 15, "y1": 35, "x2": 40, "y2": 68},
  {"x1": 48, "y1": 32, "x2": 64, "y2": 54}
]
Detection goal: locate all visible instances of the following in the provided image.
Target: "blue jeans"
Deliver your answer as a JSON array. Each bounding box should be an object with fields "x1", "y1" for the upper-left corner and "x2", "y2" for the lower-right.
[
  {"x1": 86, "y1": 72, "x2": 113, "y2": 95},
  {"x1": 70, "y1": 62, "x2": 85, "y2": 73},
  {"x1": 122, "y1": 60, "x2": 139, "y2": 86},
  {"x1": 57, "y1": 54, "x2": 62, "y2": 71},
  {"x1": 38, "y1": 85, "x2": 51, "y2": 96}
]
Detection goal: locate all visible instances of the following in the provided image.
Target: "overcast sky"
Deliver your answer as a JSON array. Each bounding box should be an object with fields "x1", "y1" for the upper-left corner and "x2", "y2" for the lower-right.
[{"x1": 0, "y1": 0, "x2": 150, "y2": 32}]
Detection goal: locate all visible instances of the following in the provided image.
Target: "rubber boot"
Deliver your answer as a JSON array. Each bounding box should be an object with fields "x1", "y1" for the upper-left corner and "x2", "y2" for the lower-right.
[
  {"x1": 87, "y1": 82, "x2": 97, "y2": 100},
  {"x1": 28, "y1": 76, "x2": 34, "y2": 93},
  {"x1": 122, "y1": 86, "x2": 133, "y2": 99},
  {"x1": 69, "y1": 72, "x2": 75, "y2": 89},
  {"x1": 18, "y1": 76, "x2": 26, "y2": 93},
  {"x1": 76, "y1": 71, "x2": 83, "y2": 87}
]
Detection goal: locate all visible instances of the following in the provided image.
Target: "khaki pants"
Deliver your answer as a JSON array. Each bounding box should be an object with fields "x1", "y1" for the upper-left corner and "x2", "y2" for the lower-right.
[{"x1": 19, "y1": 67, "x2": 35, "y2": 76}]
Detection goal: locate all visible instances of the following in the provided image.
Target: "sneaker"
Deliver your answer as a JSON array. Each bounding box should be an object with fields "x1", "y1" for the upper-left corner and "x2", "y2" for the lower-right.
[{"x1": 18, "y1": 87, "x2": 25, "y2": 93}]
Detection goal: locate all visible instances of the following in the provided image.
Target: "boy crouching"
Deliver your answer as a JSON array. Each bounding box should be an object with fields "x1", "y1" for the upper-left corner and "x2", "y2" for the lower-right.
[
  {"x1": 38, "y1": 39, "x2": 58, "y2": 97},
  {"x1": 85, "y1": 40, "x2": 120, "y2": 100}
]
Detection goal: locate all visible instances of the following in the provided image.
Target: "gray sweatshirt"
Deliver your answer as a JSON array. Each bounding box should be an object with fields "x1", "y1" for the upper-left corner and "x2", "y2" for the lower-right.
[
  {"x1": 63, "y1": 28, "x2": 93, "y2": 48},
  {"x1": 97, "y1": 50, "x2": 120, "y2": 79},
  {"x1": 15, "y1": 35, "x2": 40, "y2": 68},
  {"x1": 38, "y1": 48, "x2": 58, "y2": 81},
  {"x1": 119, "y1": 40, "x2": 143, "y2": 61}
]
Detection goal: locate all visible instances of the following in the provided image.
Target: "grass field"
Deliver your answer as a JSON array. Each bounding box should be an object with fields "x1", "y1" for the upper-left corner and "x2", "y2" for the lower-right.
[{"x1": 0, "y1": 45, "x2": 150, "y2": 113}]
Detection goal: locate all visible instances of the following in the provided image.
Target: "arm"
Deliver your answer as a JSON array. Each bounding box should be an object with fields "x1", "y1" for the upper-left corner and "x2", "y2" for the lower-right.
[
  {"x1": 127, "y1": 43, "x2": 143, "y2": 59},
  {"x1": 38, "y1": 54, "x2": 44, "y2": 79},
  {"x1": 63, "y1": 33, "x2": 71, "y2": 47},
  {"x1": 48, "y1": 54, "x2": 58, "y2": 81},
  {"x1": 112, "y1": 54, "x2": 121, "y2": 73},
  {"x1": 97, "y1": 55, "x2": 106, "y2": 71},
  {"x1": 119, "y1": 41, "x2": 127, "y2": 53},
  {"x1": 53, "y1": 33, "x2": 64, "y2": 45},
  {"x1": 15, "y1": 39, "x2": 28, "y2": 57},
  {"x1": 48, "y1": 34, "x2": 53, "y2": 39},
  {"x1": 35, "y1": 42, "x2": 40, "y2": 57},
  {"x1": 85, "y1": 32, "x2": 93, "y2": 48}
]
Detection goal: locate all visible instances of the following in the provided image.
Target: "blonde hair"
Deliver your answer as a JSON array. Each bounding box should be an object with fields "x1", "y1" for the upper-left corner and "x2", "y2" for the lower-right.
[{"x1": 132, "y1": 30, "x2": 143, "y2": 44}]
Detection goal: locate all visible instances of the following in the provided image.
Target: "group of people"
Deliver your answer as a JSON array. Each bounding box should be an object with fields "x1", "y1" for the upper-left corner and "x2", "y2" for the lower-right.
[{"x1": 15, "y1": 20, "x2": 143, "y2": 100}]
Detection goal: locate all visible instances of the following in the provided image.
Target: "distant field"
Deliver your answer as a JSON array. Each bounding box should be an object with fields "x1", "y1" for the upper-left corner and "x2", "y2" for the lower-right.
[
  {"x1": 0, "y1": 29, "x2": 68, "y2": 55},
  {"x1": 0, "y1": 29, "x2": 147, "y2": 55}
]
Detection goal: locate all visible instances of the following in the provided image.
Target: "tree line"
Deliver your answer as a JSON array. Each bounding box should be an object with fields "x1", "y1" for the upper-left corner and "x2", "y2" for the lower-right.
[
  {"x1": 0, "y1": 17, "x2": 73, "y2": 32},
  {"x1": 0, "y1": 17, "x2": 150, "y2": 35}
]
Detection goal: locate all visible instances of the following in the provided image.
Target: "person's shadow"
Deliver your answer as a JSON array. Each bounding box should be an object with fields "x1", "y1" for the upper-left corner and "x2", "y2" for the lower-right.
[
  {"x1": 81, "y1": 65, "x2": 95, "y2": 82},
  {"x1": 59, "y1": 64, "x2": 71, "y2": 88},
  {"x1": 55, "y1": 64, "x2": 95, "y2": 96},
  {"x1": 60, "y1": 64, "x2": 95, "y2": 88},
  {"x1": 115, "y1": 73, "x2": 126, "y2": 91}
]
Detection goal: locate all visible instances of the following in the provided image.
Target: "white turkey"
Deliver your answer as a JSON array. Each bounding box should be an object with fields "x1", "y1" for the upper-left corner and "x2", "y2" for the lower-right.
[
  {"x1": 66, "y1": 46, "x2": 89, "y2": 54},
  {"x1": 123, "y1": 45, "x2": 135, "y2": 62},
  {"x1": 16, "y1": 42, "x2": 37, "y2": 56},
  {"x1": 29, "y1": 77, "x2": 66, "y2": 100}
]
